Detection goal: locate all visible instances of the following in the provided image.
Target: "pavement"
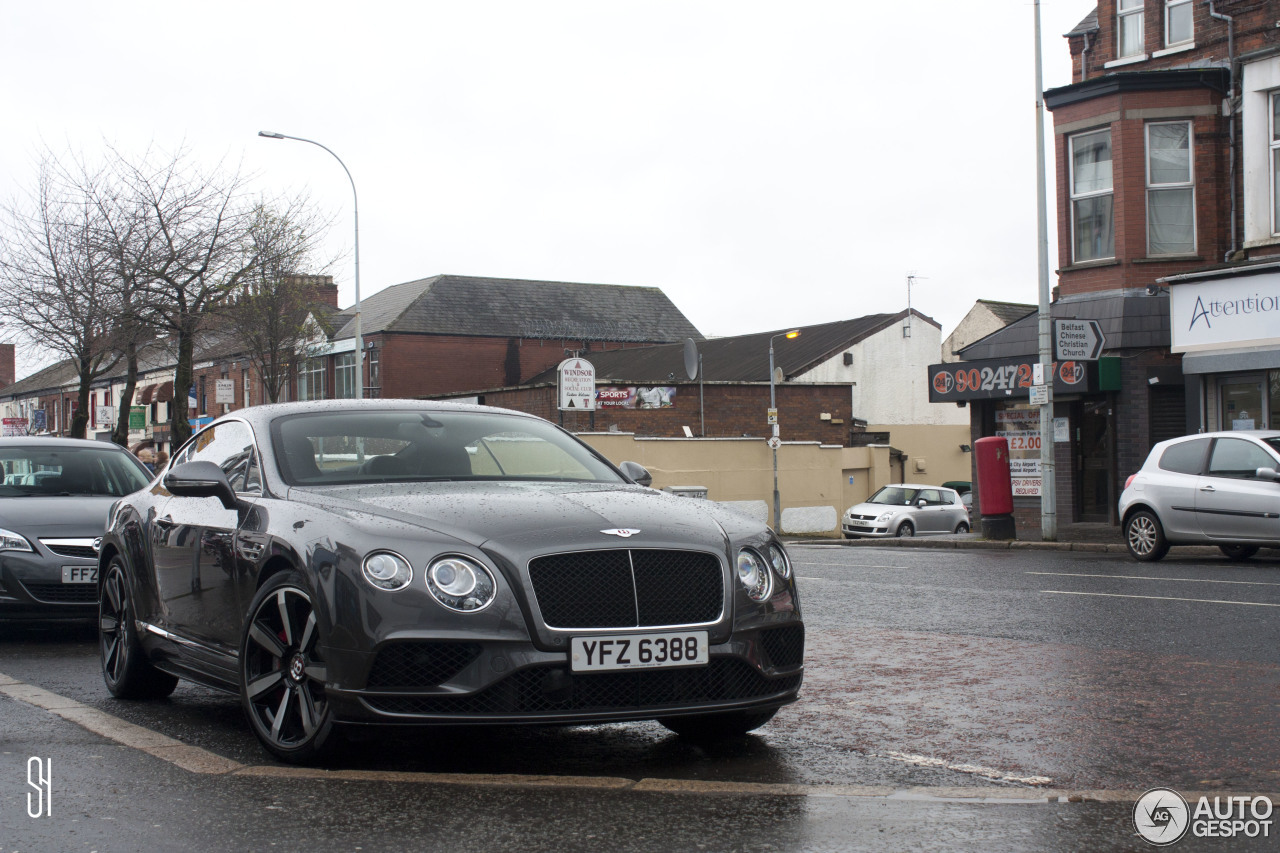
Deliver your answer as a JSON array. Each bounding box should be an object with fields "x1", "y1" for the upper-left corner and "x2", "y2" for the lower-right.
[{"x1": 795, "y1": 521, "x2": 1224, "y2": 556}]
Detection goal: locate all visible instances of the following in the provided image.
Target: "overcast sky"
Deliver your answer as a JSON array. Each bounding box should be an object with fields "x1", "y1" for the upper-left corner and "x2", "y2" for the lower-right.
[{"x1": 3, "y1": 1, "x2": 1086, "y2": 377}]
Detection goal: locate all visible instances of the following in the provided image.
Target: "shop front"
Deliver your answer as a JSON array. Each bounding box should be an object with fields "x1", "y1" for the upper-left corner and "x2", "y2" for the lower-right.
[
  {"x1": 928, "y1": 355, "x2": 1123, "y2": 527},
  {"x1": 1165, "y1": 263, "x2": 1280, "y2": 433}
]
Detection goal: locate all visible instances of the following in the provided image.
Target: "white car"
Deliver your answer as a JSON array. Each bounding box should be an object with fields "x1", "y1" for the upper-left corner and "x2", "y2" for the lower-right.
[{"x1": 842, "y1": 484, "x2": 970, "y2": 539}]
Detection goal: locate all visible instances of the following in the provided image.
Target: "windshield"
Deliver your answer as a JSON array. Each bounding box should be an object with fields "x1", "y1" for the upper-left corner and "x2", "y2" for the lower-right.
[
  {"x1": 0, "y1": 444, "x2": 152, "y2": 497},
  {"x1": 867, "y1": 486, "x2": 920, "y2": 506},
  {"x1": 272, "y1": 409, "x2": 625, "y2": 487}
]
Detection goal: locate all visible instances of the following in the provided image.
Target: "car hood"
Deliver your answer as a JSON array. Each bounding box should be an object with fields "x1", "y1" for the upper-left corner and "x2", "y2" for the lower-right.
[
  {"x1": 287, "y1": 481, "x2": 764, "y2": 551},
  {"x1": 846, "y1": 501, "x2": 906, "y2": 516},
  {"x1": 0, "y1": 495, "x2": 116, "y2": 537}
]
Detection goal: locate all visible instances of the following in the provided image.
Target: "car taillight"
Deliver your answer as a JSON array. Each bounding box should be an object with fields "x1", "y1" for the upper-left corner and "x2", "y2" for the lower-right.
[{"x1": 1124, "y1": 474, "x2": 1137, "y2": 490}]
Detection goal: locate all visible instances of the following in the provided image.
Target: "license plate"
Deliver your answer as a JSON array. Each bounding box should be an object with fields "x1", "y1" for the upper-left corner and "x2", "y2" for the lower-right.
[
  {"x1": 570, "y1": 631, "x2": 709, "y2": 673},
  {"x1": 61, "y1": 565, "x2": 98, "y2": 584}
]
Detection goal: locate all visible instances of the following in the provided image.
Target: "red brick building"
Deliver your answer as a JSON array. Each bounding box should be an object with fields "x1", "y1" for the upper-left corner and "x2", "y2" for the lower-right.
[{"x1": 953, "y1": 2, "x2": 1280, "y2": 530}]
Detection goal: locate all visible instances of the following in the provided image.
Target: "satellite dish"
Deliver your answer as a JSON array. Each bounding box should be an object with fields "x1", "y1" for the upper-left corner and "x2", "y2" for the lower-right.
[{"x1": 683, "y1": 338, "x2": 699, "y2": 380}]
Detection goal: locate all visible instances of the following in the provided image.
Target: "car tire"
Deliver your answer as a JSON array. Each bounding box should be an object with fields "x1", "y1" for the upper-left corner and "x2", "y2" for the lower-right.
[
  {"x1": 954, "y1": 521, "x2": 970, "y2": 534},
  {"x1": 1219, "y1": 544, "x2": 1259, "y2": 561},
  {"x1": 240, "y1": 571, "x2": 337, "y2": 764},
  {"x1": 1125, "y1": 510, "x2": 1170, "y2": 562},
  {"x1": 895, "y1": 521, "x2": 915, "y2": 538},
  {"x1": 99, "y1": 557, "x2": 179, "y2": 700},
  {"x1": 657, "y1": 708, "x2": 778, "y2": 741}
]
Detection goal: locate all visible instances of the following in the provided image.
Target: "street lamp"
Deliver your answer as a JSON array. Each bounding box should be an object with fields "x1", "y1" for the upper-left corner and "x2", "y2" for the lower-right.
[
  {"x1": 768, "y1": 329, "x2": 800, "y2": 530},
  {"x1": 257, "y1": 131, "x2": 363, "y2": 400}
]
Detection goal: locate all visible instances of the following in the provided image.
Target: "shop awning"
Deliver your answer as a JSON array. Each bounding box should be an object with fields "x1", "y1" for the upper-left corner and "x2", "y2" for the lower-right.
[
  {"x1": 155, "y1": 381, "x2": 174, "y2": 403},
  {"x1": 138, "y1": 385, "x2": 156, "y2": 404}
]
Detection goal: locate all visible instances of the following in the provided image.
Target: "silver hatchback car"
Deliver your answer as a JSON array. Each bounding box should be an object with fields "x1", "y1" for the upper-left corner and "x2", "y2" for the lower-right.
[
  {"x1": 842, "y1": 484, "x2": 970, "y2": 539},
  {"x1": 1119, "y1": 430, "x2": 1280, "y2": 562}
]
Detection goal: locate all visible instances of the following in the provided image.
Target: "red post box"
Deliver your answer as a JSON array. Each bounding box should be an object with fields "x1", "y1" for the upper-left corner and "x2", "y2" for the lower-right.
[{"x1": 974, "y1": 436, "x2": 1016, "y2": 539}]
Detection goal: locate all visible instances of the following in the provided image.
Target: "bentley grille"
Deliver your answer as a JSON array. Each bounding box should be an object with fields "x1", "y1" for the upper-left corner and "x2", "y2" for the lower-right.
[{"x1": 528, "y1": 549, "x2": 723, "y2": 629}]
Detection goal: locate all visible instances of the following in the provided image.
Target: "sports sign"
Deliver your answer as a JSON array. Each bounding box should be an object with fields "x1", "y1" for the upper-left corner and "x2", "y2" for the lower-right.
[{"x1": 927, "y1": 357, "x2": 1093, "y2": 402}]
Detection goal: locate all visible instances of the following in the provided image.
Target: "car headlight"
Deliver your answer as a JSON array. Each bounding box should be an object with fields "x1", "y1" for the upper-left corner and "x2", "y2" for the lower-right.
[
  {"x1": 361, "y1": 551, "x2": 413, "y2": 591},
  {"x1": 875, "y1": 512, "x2": 894, "y2": 523},
  {"x1": 766, "y1": 544, "x2": 791, "y2": 580},
  {"x1": 426, "y1": 556, "x2": 496, "y2": 612},
  {"x1": 736, "y1": 548, "x2": 773, "y2": 601},
  {"x1": 0, "y1": 527, "x2": 33, "y2": 552}
]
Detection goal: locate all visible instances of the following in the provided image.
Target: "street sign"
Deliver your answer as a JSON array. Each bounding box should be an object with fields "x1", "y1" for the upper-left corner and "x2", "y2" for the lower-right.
[
  {"x1": 1054, "y1": 319, "x2": 1105, "y2": 361},
  {"x1": 1029, "y1": 384, "x2": 1049, "y2": 406},
  {"x1": 767, "y1": 408, "x2": 778, "y2": 425},
  {"x1": 766, "y1": 436, "x2": 781, "y2": 451}
]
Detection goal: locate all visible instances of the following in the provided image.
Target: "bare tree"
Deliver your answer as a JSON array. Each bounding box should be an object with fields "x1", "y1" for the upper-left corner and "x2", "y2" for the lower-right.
[
  {"x1": 0, "y1": 160, "x2": 120, "y2": 438},
  {"x1": 221, "y1": 204, "x2": 333, "y2": 404},
  {"x1": 115, "y1": 148, "x2": 330, "y2": 446}
]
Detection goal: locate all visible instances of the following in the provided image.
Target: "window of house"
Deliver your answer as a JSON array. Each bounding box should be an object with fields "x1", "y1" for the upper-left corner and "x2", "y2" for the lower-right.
[
  {"x1": 1165, "y1": 0, "x2": 1192, "y2": 47},
  {"x1": 368, "y1": 349, "x2": 380, "y2": 398},
  {"x1": 1118, "y1": 0, "x2": 1145, "y2": 57},
  {"x1": 1070, "y1": 128, "x2": 1114, "y2": 262},
  {"x1": 243, "y1": 369, "x2": 252, "y2": 408},
  {"x1": 1146, "y1": 121, "x2": 1195, "y2": 255},
  {"x1": 335, "y1": 353, "x2": 356, "y2": 399},
  {"x1": 1272, "y1": 92, "x2": 1280, "y2": 236},
  {"x1": 298, "y1": 358, "x2": 325, "y2": 401}
]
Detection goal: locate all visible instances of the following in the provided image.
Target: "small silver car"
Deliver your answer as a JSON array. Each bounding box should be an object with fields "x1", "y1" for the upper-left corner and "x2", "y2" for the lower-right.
[
  {"x1": 1119, "y1": 430, "x2": 1280, "y2": 562},
  {"x1": 842, "y1": 484, "x2": 970, "y2": 539}
]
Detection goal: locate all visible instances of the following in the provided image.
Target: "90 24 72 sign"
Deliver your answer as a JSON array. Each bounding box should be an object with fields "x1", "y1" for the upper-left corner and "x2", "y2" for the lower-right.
[{"x1": 927, "y1": 357, "x2": 1090, "y2": 402}]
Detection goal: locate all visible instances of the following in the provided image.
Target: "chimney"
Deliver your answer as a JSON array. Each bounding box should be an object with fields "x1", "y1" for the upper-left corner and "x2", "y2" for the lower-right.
[
  {"x1": 0, "y1": 343, "x2": 14, "y2": 390},
  {"x1": 283, "y1": 274, "x2": 339, "y2": 308}
]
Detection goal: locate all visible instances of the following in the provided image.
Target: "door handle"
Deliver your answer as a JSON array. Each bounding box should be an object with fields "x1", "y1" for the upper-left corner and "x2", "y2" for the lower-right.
[{"x1": 1198, "y1": 485, "x2": 1216, "y2": 492}]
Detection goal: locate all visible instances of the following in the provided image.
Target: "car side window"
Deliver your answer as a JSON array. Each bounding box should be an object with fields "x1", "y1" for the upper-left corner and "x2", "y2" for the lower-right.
[
  {"x1": 1207, "y1": 438, "x2": 1277, "y2": 480},
  {"x1": 1159, "y1": 438, "x2": 1210, "y2": 474},
  {"x1": 183, "y1": 421, "x2": 262, "y2": 494},
  {"x1": 918, "y1": 489, "x2": 943, "y2": 505}
]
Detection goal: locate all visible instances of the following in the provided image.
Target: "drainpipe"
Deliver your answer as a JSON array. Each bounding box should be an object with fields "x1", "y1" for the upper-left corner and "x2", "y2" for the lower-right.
[
  {"x1": 1207, "y1": 0, "x2": 1237, "y2": 261},
  {"x1": 1081, "y1": 31, "x2": 1093, "y2": 82}
]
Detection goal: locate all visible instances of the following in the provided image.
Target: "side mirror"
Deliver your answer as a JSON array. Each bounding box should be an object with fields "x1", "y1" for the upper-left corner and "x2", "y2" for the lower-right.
[
  {"x1": 164, "y1": 461, "x2": 239, "y2": 510},
  {"x1": 916, "y1": 499, "x2": 928, "y2": 508},
  {"x1": 1256, "y1": 467, "x2": 1280, "y2": 482},
  {"x1": 618, "y1": 461, "x2": 653, "y2": 488}
]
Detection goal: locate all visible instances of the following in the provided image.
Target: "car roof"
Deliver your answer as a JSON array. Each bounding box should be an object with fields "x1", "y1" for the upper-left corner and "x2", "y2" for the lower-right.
[
  {"x1": 0, "y1": 436, "x2": 129, "y2": 450},
  {"x1": 1160, "y1": 430, "x2": 1280, "y2": 444},
  {"x1": 223, "y1": 398, "x2": 537, "y2": 432},
  {"x1": 875, "y1": 483, "x2": 955, "y2": 491}
]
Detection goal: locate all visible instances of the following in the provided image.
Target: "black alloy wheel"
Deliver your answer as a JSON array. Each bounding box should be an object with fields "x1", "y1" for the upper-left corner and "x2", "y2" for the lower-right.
[
  {"x1": 240, "y1": 572, "x2": 335, "y2": 763},
  {"x1": 1125, "y1": 510, "x2": 1170, "y2": 562},
  {"x1": 658, "y1": 708, "x2": 778, "y2": 741},
  {"x1": 895, "y1": 521, "x2": 915, "y2": 537},
  {"x1": 1219, "y1": 544, "x2": 1260, "y2": 561},
  {"x1": 99, "y1": 557, "x2": 179, "y2": 699}
]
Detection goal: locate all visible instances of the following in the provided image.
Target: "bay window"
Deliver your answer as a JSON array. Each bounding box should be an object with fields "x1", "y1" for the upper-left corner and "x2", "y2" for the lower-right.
[
  {"x1": 1146, "y1": 121, "x2": 1195, "y2": 255},
  {"x1": 1070, "y1": 128, "x2": 1114, "y2": 262}
]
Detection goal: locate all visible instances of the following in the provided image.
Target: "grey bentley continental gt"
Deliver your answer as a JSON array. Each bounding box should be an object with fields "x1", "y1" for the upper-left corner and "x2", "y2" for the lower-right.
[{"x1": 98, "y1": 400, "x2": 804, "y2": 762}]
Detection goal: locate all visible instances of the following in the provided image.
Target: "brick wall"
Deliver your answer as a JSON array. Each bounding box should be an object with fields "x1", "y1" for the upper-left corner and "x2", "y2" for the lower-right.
[
  {"x1": 0, "y1": 344, "x2": 13, "y2": 390},
  {"x1": 477, "y1": 382, "x2": 855, "y2": 444}
]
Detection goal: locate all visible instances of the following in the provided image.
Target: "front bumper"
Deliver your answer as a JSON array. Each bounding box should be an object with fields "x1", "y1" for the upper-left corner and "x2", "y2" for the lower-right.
[
  {"x1": 322, "y1": 622, "x2": 804, "y2": 725},
  {"x1": 0, "y1": 553, "x2": 99, "y2": 620},
  {"x1": 842, "y1": 521, "x2": 894, "y2": 538}
]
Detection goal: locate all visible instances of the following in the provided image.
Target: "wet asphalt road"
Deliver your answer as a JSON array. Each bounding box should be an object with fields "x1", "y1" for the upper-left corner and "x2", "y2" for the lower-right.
[{"x1": 2, "y1": 544, "x2": 1278, "y2": 850}]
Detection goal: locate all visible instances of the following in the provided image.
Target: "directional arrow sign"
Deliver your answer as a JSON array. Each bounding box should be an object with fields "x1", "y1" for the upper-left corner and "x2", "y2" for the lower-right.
[{"x1": 1054, "y1": 319, "x2": 1105, "y2": 361}]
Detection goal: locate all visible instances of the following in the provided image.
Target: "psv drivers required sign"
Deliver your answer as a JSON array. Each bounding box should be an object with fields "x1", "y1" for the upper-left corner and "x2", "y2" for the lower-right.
[{"x1": 557, "y1": 358, "x2": 597, "y2": 411}]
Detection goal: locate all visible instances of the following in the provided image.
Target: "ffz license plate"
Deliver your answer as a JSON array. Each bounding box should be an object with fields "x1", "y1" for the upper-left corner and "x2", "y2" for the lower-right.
[
  {"x1": 62, "y1": 565, "x2": 98, "y2": 583},
  {"x1": 570, "y1": 631, "x2": 709, "y2": 673}
]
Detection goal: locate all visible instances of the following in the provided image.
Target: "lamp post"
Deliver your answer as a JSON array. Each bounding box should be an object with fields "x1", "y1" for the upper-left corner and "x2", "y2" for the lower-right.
[
  {"x1": 768, "y1": 329, "x2": 800, "y2": 530},
  {"x1": 257, "y1": 131, "x2": 363, "y2": 400}
]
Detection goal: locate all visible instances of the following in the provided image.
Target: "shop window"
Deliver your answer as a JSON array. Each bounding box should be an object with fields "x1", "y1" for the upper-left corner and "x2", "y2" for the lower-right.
[
  {"x1": 298, "y1": 358, "x2": 325, "y2": 401},
  {"x1": 1070, "y1": 128, "x2": 1114, "y2": 262},
  {"x1": 335, "y1": 353, "x2": 356, "y2": 399},
  {"x1": 1146, "y1": 121, "x2": 1195, "y2": 255}
]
